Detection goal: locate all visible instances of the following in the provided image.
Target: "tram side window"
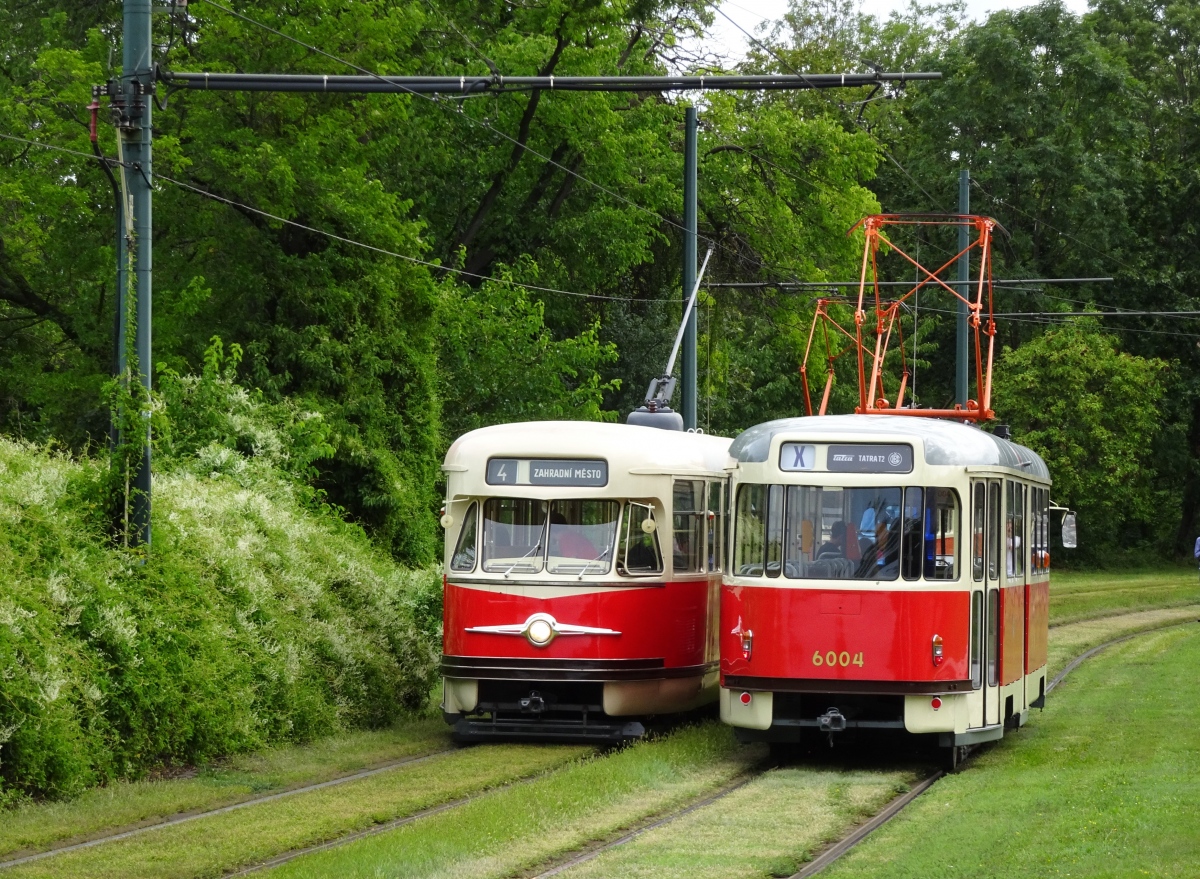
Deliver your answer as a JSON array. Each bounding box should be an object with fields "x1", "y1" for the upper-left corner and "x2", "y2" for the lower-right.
[
  {"x1": 972, "y1": 484, "x2": 985, "y2": 582},
  {"x1": 734, "y1": 484, "x2": 766, "y2": 576},
  {"x1": 988, "y1": 588, "x2": 1000, "y2": 687},
  {"x1": 971, "y1": 590, "x2": 983, "y2": 688},
  {"x1": 618, "y1": 502, "x2": 662, "y2": 575},
  {"x1": 1006, "y1": 481, "x2": 1025, "y2": 578},
  {"x1": 450, "y1": 502, "x2": 478, "y2": 572},
  {"x1": 987, "y1": 482, "x2": 1001, "y2": 581},
  {"x1": 547, "y1": 500, "x2": 619, "y2": 575},
  {"x1": 482, "y1": 498, "x2": 546, "y2": 574},
  {"x1": 673, "y1": 480, "x2": 706, "y2": 573},
  {"x1": 707, "y1": 481, "x2": 723, "y2": 572},
  {"x1": 924, "y1": 488, "x2": 959, "y2": 581}
]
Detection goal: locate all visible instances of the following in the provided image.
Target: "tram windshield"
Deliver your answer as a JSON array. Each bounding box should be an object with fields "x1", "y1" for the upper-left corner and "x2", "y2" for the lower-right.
[
  {"x1": 479, "y1": 498, "x2": 621, "y2": 575},
  {"x1": 734, "y1": 484, "x2": 960, "y2": 581}
]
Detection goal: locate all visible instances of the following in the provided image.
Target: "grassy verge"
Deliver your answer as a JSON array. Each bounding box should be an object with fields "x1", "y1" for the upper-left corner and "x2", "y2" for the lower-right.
[
  {"x1": 264, "y1": 723, "x2": 761, "y2": 879},
  {"x1": 0, "y1": 718, "x2": 451, "y2": 859},
  {"x1": 822, "y1": 624, "x2": 1200, "y2": 879},
  {"x1": 4, "y1": 744, "x2": 587, "y2": 879},
  {"x1": 1049, "y1": 566, "x2": 1199, "y2": 625},
  {"x1": 1047, "y1": 605, "x2": 1200, "y2": 678},
  {"x1": 550, "y1": 765, "x2": 920, "y2": 879}
]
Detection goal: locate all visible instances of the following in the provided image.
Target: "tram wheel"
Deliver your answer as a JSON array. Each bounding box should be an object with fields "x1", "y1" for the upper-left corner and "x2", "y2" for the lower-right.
[{"x1": 945, "y1": 744, "x2": 968, "y2": 772}]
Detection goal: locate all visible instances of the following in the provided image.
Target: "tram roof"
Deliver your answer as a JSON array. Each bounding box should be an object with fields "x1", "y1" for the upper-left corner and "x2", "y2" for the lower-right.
[
  {"x1": 444, "y1": 421, "x2": 733, "y2": 475},
  {"x1": 729, "y1": 415, "x2": 1050, "y2": 480}
]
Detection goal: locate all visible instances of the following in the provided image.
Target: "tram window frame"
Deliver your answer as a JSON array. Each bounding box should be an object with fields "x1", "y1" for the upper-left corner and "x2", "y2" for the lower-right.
[
  {"x1": 987, "y1": 482, "x2": 1001, "y2": 581},
  {"x1": 972, "y1": 484, "x2": 986, "y2": 582},
  {"x1": 924, "y1": 487, "x2": 960, "y2": 581},
  {"x1": 765, "y1": 484, "x2": 784, "y2": 578},
  {"x1": 971, "y1": 590, "x2": 983, "y2": 688},
  {"x1": 901, "y1": 487, "x2": 924, "y2": 581},
  {"x1": 450, "y1": 502, "x2": 478, "y2": 573},
  {"x1": 618, "y1": 501, "x2": 663, "y2": 576},
  {"x1": 707, "y1": 481, "x2": 723, "y2": 572},
  {"x1": 481, "y1": 498, "x2": 547, "y2": 574},
  {"x1": 734, "y1": 484, "x2": 766, "y2": 577},
  {"x1": 673, "y1": 480, "x2": 706, "y2": 574},
  {"x1": 546, "y1": 499, "x2": 620, "y2": 575},
  {"x1": 987, "y1": 588, "x2": 1000, "y2": 687},
  {"x1": 1006, "y1": 481, "x2": 1025, "y2": 578}
]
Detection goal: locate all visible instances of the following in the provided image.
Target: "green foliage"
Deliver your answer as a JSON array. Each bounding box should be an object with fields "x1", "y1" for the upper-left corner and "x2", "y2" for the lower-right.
[
  {"x1": 437, "y1": 277, "x2": 621, "y2": 439},
  {"x1": 0, "y1": 434, "x2": 439, "y2": 802},
  {"x1": 992, "y1": 322, "x2": 1168, "y2": 557}
]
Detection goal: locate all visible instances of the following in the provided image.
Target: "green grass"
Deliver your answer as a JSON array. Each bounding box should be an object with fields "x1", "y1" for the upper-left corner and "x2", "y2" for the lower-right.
[
  {"x1": 264, "y1": 723, "x2": 761, "y2": 879},
  {"x1": 4, "y1": 743, "x2": 587, "y2": 879},
  {"x1": 0, "y1": 718, "x2": 450, "y2": 858},
  {"x1": 552, "y1": 766, "x2": 919, "y2": 879},
  {"x1": 1049, "y1": 566, "x2": 1200, "y2": 625},
  {"x1": 822, "y1": 624, "x2": 1200, "y2": 879}
]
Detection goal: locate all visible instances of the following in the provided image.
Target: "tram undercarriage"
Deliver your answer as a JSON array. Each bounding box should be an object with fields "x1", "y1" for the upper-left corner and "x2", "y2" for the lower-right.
[{"x1": 443, "y1": 673, "x2": 716, "y2": 743}]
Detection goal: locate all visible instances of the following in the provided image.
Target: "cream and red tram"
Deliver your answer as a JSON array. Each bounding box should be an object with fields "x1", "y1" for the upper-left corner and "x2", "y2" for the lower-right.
[
  {"x1": 440, "y1": 421, "x2": 732, "y2": 741},
  {"x1": 720, "y1": 415, "x2": 1051, "y2": 764}
]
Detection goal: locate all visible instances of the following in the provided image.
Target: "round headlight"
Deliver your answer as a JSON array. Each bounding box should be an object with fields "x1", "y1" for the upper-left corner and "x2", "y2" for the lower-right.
[{"x1": 527, "y1": 618, "x2": 554, "y2": 646}]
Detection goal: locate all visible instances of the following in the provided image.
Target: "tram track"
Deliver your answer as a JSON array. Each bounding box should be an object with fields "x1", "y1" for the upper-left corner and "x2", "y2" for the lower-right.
[
  {"x1": 0, "y1": 748, "x2": 458, "y2": 870},
  {"x1": 780, "y1": 618, "x2": 1200, "y2": 879},
  {"x1": 528, "y1": 762, "x2": 772, "y2": 879}
]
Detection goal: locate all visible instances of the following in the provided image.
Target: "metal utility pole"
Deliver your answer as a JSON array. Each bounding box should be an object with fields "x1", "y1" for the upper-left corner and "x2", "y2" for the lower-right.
[
  {"x1": 104, "y1": 16, "x2": 940, "y2": 537},
  {"x1": 956, "y1": 169, "x2": 969, "y2": 409},
  {"x1": 122, "y1": 0, "x2": 154, "y2": 546},
  {"x1": 682, "y1": 107, "x2": 698, "y2": 431}
]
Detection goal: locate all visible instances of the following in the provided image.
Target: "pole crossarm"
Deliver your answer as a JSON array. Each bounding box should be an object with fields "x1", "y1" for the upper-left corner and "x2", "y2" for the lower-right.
[{"x1": 159, "y1": 71, "x2": 942, "y2": 94}]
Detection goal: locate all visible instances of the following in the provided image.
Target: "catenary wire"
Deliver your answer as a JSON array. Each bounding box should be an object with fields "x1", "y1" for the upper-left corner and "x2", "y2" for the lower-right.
[
  {"x1": 0, "y1": 127, "x2": 681, "y2": 303},
  {"x1": 155, "y1": 173, "x2": 682, "y2": 303},
  {"x1": 191, "y1": 0, "x2": 883, "y2": 290}
]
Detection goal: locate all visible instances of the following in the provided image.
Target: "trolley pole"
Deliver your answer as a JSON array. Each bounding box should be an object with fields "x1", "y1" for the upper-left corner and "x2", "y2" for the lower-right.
[
  {"x1": 682, "y1": 106, "x2": 698, "y2": 431},
  {"x1": 956, "y1": 169, "x2": 969, "y2": 409},
  {"x1": 122, "y1": 0, "x2": 154, "y2": 546}
]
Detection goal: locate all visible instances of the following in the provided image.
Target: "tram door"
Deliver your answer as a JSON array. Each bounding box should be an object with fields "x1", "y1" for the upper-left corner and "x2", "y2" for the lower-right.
[{"x1": 970, "y1": 478, "x2": 1002, "y2": 728}]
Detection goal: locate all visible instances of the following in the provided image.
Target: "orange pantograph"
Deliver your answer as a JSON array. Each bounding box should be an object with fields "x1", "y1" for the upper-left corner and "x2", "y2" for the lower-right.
[{"x1": 800, "y1": 213, "x2": 998, "y2": 422}]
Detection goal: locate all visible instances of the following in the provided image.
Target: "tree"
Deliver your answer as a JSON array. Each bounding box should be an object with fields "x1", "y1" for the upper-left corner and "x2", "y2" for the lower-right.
[{"x1": 991, "y1": 321, "x2": 1167, "y2": 559}]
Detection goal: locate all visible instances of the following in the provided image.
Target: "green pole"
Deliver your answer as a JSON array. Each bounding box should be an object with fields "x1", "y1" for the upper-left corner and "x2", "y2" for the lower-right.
[
  {"x1": 956, "y1": 169, "x2": 969, "y2": 408},
  {"x1": 123, "y1": 0, "x2": 153, "y2": 545},
  {"x1": 682, "y1": 106, "x2": 698, "y2": 430}
]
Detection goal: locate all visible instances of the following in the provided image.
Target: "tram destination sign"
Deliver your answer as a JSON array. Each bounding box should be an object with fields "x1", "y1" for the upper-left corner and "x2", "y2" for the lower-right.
[
  {"x1": 826, "y1": 444, "x2": 913, "y2": 473},
  {"x1": 486, "y1": 458, "x2": 609, "y2": 487}
]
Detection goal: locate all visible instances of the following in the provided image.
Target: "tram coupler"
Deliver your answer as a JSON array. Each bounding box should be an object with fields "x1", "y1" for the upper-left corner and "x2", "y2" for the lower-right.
[
  {"x1": 519, "y1": 691, "x2": 546, "y2": 714},
  {"x1": 817, "y1": 707, "x2": 848, "y2": 740}
]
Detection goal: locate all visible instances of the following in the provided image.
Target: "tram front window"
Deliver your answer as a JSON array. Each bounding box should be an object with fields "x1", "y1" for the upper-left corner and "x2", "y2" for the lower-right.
[
  {"x1": 547, "y1": 500, "x2": 619, "y2": 574},
  {"x1": 481, "y1": 498, "x2": 547, "y2": 573},
  {"x1": 735, "y1": 484, "x2": 958, "y2": 581}
]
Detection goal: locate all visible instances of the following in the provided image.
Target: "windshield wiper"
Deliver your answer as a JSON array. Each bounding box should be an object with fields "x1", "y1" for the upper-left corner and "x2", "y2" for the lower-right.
[{"x1": 502, "y1": 540, "x2": 544, "y2": 578}]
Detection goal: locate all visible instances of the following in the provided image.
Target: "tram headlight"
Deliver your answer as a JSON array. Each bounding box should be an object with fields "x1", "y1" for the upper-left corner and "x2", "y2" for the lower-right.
[
  {"x1": 740, "y1": 629, "x2": 753, "y2": 661},
  {"x1": 932, "y1": 633, "x2": 944, "y2": 667},
  {"x1": 526, "y1": 617, "x2": 555, "y2": 647}
]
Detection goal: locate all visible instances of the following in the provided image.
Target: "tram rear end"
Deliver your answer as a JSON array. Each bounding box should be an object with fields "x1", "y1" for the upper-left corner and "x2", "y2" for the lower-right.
[{"x1": 720, "y1": 416, "x2": 1052, "y2": 763}]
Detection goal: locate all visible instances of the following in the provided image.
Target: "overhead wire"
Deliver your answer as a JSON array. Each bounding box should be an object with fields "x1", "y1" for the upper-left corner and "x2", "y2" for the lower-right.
[
  {"x1": 155, "y1": 173, "x2": 680, "y2": 303},
  {"x1": 0, "y1": 129, "x2": 674, "y2": 303},
  {"x1": 190, "y1": 0, "x2": 891, "y2": 291}
]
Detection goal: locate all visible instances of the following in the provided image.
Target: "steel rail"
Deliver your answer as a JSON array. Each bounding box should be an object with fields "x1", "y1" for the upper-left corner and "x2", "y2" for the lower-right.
[
  {"x1": 785, "y1": 618, "x2": 1199, "y2": 878},
  {"x1": 531, "y1": 765, "x2": 770, "y2": 879},
  {"x1": 0, "y1": 748, "x2": 456, "y2": 870},
  {"x1": 161, "y1": 71, "x2": 942, "y2": 94}
]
